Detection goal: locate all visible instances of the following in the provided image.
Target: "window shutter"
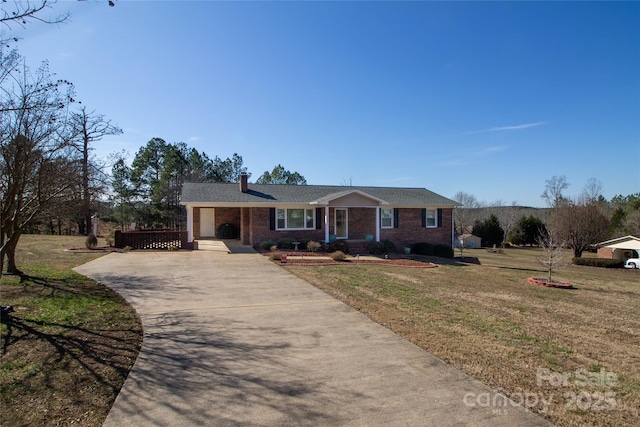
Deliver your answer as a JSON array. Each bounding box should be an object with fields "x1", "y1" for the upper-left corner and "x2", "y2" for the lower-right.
[
  {"x1": 437, "y1": 208, "x2": 443, "y2": 228},
  {"x1": 269, "y1": 208, "x2": 276, "y2": 230},
  {"x1": 422, "y1": 209, "x2": 427, "y2": 227},
  {"x1": 316, "y1": 208, "x2": 322, "y2": 230},
  {"x1": 393, "y1": 208, "x2": 399, "y2": 228}
]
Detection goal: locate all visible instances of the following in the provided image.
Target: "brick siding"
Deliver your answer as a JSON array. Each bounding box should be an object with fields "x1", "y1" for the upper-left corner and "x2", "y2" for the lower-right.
[
  {"x1": 193, "y1": 206, "x2": 453, "y2": 249},
  {"x1": 381, "y1": 208, "x2": 453, "y2": 249},
  {"x1": 597, "y1": 247, "x2": 613, "y2": 259}
]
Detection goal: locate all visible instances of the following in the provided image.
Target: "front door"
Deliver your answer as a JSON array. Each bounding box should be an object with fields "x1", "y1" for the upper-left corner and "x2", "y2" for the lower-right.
[
  {"x1": 200, "y1": 208, "x2": 215, "y2": 237},
  {"x1": 335, "y1": 208, "x2": 348, "y2": 239}
]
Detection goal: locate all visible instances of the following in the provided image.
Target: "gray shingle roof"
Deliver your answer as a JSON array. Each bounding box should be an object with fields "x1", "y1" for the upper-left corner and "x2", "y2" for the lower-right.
[{"x1": 181, "y1": 182, "x2": 458, "y2": 207}]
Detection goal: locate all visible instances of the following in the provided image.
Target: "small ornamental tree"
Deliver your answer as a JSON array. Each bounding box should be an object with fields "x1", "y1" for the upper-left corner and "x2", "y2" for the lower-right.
[
  {"x1": 455, "y1": 235, "x2": 472, "y2": 258},
  {"x1": 537, "y1": 230, "x2": 567, "y2": 283}
]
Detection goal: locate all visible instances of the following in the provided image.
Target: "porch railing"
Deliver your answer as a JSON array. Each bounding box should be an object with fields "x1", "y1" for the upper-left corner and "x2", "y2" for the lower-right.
[{"x1": 114, "y1": 230, "x2": 190, "y2": 250}]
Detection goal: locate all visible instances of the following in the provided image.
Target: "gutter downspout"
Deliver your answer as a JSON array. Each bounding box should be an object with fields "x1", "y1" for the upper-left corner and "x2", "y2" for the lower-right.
[
  {"x1": 451, "y1": 208, "x2": 455, "y2": 249},
  {"x1": 325, "y1": 206, "x2": 330, "y2": 243},
  {"x1": 187, "y1": 205, "x2": 194, "y2": 243},
  {"x1": 375, "y1": 206, "x2": 380, "y2": 242}
]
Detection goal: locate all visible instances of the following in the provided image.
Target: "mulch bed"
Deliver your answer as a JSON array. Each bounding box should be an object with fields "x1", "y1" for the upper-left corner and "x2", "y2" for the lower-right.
[
  {"x1": 527, "y1": 276, "x2": 576, "y2": 289},
  {"x1": 274, "y1": 252, "x2": 438, "y2": 268}
]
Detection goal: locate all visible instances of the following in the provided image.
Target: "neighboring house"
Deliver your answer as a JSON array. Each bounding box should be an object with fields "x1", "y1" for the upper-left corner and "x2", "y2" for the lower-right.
[
  {"x1": 180, "y1": 175, "x2": 458, "y2": 250},
  {"x1": 455, "y1": 233, "x2": 482, "y2": 249},
  {"x1": 595, "y1": 235, "x2": 640, "y2": 260}
]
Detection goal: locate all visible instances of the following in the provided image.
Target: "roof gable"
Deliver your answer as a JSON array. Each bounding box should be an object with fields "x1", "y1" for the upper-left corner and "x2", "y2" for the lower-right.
[{"x1": 310, "y1": 189, "x2": 390, "y2": 206}]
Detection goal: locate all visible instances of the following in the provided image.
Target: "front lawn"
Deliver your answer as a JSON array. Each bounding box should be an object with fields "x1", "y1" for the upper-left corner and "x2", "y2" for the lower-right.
[
  {"x1": 285, "y1": 247, "x2": 640, "y2": 427},
  {"x1": 1, "y1": 235, "x2": 142, "y2": 427}
]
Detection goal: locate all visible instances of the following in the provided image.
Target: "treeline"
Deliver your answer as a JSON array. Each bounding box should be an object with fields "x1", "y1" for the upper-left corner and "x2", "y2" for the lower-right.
[
  {"x1": 454, "y1": 179, "x2": 640, "y2": 257},
  {"x1": 106, "y1": 138, "x2": 308, "y2": 231},
  {"x1": 108, "y1": 138, "x2": 250, "y2": 230}
]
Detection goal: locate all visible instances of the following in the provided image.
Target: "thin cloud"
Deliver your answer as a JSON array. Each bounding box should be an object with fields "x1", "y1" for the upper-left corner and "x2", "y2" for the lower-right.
[
  {"x1": 462, "y1": 121, "x2": 547, "y2": 135},
  {"x1": 440, "y1": 144, "x2": 509, "y2": 167},
  {"x1": 480, "y1": 145, "x2": 509, "y2": 154},
  {"x1": 189, "y1": 136, "x2": 202, "y2": 142}
]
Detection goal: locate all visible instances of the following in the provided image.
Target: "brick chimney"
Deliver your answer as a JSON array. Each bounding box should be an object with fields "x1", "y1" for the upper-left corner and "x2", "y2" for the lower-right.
[{"x1": 239, "y1": 174, "x2": 248, "y2": 193}]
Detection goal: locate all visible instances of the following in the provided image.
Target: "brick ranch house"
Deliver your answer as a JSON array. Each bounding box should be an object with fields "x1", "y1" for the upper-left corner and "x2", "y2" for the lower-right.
[{"x1": 180, "y1": 175, "x2": 458, "y2": 251}]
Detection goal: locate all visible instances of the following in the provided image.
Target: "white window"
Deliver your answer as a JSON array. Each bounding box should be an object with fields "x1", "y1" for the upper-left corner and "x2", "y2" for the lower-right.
[
  {"x1": 381, "y1": 208, "x2": 393, "y2": 228},
  {"x1": 276, "y1": 208, "x2": 315, "y2": 230},
  {"x1": 425, "y1": 209, "x2": 437, "y2": 228}
]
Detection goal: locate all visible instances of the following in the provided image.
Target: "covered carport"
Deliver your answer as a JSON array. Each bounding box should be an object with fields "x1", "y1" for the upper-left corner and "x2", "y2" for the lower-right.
[{"x1": 596, "y1": 235, "x2": 640, "y2": 260}]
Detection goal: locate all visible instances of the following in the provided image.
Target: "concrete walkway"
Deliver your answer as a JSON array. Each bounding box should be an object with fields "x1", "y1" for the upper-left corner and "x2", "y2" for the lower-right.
[{"x1": 74, "y1": 244, "x2": 550, "y2": 426}]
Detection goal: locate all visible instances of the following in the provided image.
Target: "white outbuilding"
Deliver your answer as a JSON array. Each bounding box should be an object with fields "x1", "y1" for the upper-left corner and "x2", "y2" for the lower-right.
[{"x1": 595, "y1": 235, "x2": 640, "y2": 260}]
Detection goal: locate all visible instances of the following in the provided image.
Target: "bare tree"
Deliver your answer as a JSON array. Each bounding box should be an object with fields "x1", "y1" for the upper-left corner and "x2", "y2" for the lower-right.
[
  {"x1": 68, "y1": 106, "x2": 122, "y2": 235},
  {"x1": 455, "y1": 234, "x2": 473, "y2": 258},
  {"x1": 552, "y1": 199, "x2": 610, "y2": 258},
  {"x1": 453, "y1": 191, "x2": 480, "y2": 235},
  {"x1": 541, "y1": 175, "x2": 569, "y2": 208},
  {"x1": 0, "y1": 56, "x2": 75, "y2": 276},
  {"x1": 1, "y1": 1, "x2": 69, "y2": 45},
  {"x1": 537, "y1": 229, "x2": 567, "y2": 283},
  {"x1": 581, "y1": 177, "x2": 603, "y2": 204}
]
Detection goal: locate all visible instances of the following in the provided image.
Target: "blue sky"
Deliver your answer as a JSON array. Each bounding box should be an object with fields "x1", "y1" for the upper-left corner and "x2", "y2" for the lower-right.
[{"x1": 8, "y1": 0, "x2": 640, "y2": 207}]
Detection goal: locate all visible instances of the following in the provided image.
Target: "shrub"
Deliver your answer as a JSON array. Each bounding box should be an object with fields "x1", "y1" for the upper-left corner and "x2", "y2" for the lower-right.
[
  {"x1": 298, "y1": 238, "x2": 311, "y2": 250},
  {"x1": 85, "y1": 234, "x2": 98, "y2": 249},
  {"x1": 330, "y1": 250, "x2": 347, "y2": 261},
  {"x1": 365, "y1": 239, "x2": 398, "y2": 255},
  {"x1": 307, "y1": 240, "x2": 321, "y2": 252},
  {"x1": 572, "y1": 258, "x2": 624, "y2": 268},
  {"x1": 434, "y1": 244, "x2": 454, "y2": 259},
  {"x1": 364, "y1": 241, "x2": 385, "y2": 255},
  {"x1": 381, "y1": 239, "x2": 397, "y2": 254},
  {"x1": 260, "y1": 240, "x2": 277, "y2": 250},
  {"x1": 277, "y1": 238, "x2": 295, "y2": 250},
  {"x1": 268, "y1": 251, "x2": 283, "y2": 261},
  {"x1": 328, "y1": 240, "x2": 348, "y2": 254},
  {"x1": 411, "y1": 242, "x2": 434, "y2": 256}
]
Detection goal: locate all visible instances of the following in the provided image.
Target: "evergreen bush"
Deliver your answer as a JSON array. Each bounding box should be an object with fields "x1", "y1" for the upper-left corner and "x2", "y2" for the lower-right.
[
  {"x1": 411, "y1": 242, "x2": 434, "y2": 256},
  {"x1": 572, "y1": 258, "x2": 623, "y2": 268},
  {"x1": 328, "y1": 240, "x2": 348, "y2": 254},
  {"x1": 434, "y1": 243, "x2": 454, "y2": 259}
]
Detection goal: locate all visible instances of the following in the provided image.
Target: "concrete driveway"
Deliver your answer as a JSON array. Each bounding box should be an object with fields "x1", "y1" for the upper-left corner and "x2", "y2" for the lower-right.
[{"x1": 74, "y1": 244, "x2": 550, "y2": 426}]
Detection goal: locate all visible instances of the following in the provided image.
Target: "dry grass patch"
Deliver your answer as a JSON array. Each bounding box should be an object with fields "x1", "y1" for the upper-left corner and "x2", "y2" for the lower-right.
[
  {"x1": 285, "y1": 247, "x2": 640, "y2": 426},
  {"x1": 1, "y1": 235, "x2": 142, "y2": 427}
]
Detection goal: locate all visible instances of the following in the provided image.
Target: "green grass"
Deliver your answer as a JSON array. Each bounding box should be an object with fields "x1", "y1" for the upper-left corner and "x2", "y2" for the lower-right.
[{"x1": 1, "y1": 235, "x2": 142, "y2": 427}]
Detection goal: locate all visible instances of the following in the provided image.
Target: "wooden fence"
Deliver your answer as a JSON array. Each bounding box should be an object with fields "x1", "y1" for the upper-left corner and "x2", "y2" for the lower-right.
[{"x1": 114, "y1": 230, "x2": 191, "y2": 250}]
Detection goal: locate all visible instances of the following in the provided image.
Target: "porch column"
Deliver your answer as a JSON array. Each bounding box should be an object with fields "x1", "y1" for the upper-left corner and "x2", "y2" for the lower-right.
[
  {"x1": 325, "y1": 206, "x2": 330, "y2": 243},
  {"x1": 375, "y1": 206, "x2": 380, "y2": 242},
  {"x1": 186, "y1": 205, "x2": 194, "y2": 242}
]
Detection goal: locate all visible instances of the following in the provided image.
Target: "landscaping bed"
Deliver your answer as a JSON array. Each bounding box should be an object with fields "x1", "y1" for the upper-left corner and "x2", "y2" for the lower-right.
[{"x1": 262, "y1": 250, "x2": 438, "y2": 268}]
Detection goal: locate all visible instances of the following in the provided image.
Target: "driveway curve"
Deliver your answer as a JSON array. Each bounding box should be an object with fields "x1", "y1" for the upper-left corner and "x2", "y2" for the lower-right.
[{"x1": 74, "y1": 246, "x2": 550, "y2": 426}]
